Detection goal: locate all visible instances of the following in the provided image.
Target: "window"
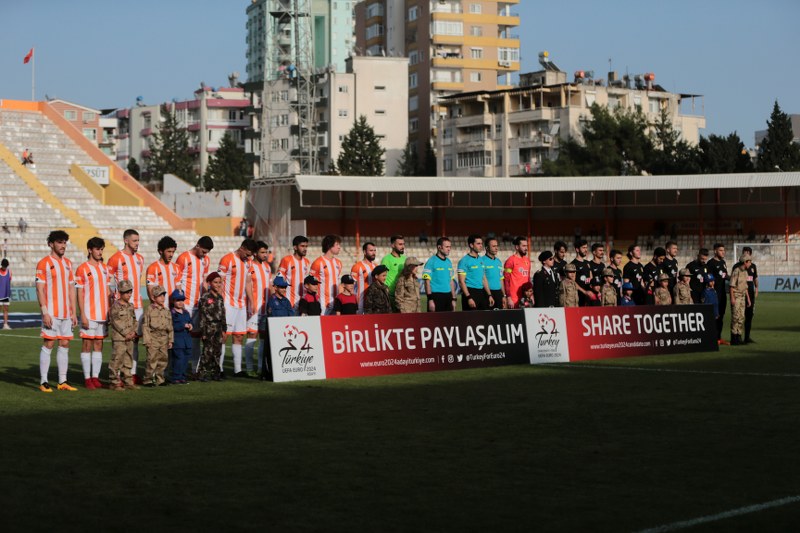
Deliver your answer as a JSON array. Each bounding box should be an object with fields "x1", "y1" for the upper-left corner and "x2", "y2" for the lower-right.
[
  {"x1": 409, "y1": 50, "x2": 420, "y2": 65},
  {"x1": 280, "y1": 114, "x2": 289, "y2": 126},
  {"x1": 608, "y1": 96, "x2": 621, "y2": 109},
  {"x1": 338, "y1": 85, "x2": 348, "y2": 93},
  {"x1": 409, "y1": 118, "x2": 419, "y2": 132},
  {"x1": 374, "y1": 85, "x2": 386, "y2": 91},
  {"x1": 470, "y1": 26, "x2": 482, "y2": 37},
  {"x1": 432, "y1": 21, "x2": 463, "y2": 36},
  {"x1": 366, "y1": 23, "x2": 384, "y2": 40},
  {"x1": 281, "y1": 138, "x2": 289, "y2": 149},
  {"x1": 229, "y1": 110, "x2": 238, "y2": 120},
  {"x1": 470, "y1": 48, "x2": 483, "y2": 59},
  {"x1": 648, "y1": 99, "x2": 660, "y2": 114},
  {"x1": 443, "y1": 158, "x2": 453, "y2": 171},
  {"x1": 271, "y1": 163, "x2": 289, "y2": 174},
  {"x1": 366, "y1": 2, "x2": 383, "y2": 18},
  {"x1": 83, "y1": 111, "x2": 96, "y2": 121},
  {"x1": 495, "y1": 150, "x2": 502, "y2": 167},
  {"x1": 338, "y1": 109, "x2": 349, "y2": 118},
  {"x1": 409, "y1": 72, "x2": 418, "y2": 89},
  {"x1": 457, "y1": 151, "x2": 490, "y2": 168},
  {"x1": 83, "y1": 128, "x2": 97, "y2": 141},
  {"x1": 409, "y1": 95, "x2": 419, "y2": 111},
  {"x1": 469, "y1": 4, "x2": 482, "y2": 14},
  {"x1": 498, "y1": 48, "x2": 520, "y2": 62},
  {"x1": 408, "y1": 6, "x2": 419, "y2": 21},
  {"x1": 470, "y1": 72, "x2": 482, "y2": 82},
  {"x1": 64, "y1": 110, "x2": 77, "y2": 120},
  {"x1": 375, "y1": 109, "x2": 386, "y2": 115}
]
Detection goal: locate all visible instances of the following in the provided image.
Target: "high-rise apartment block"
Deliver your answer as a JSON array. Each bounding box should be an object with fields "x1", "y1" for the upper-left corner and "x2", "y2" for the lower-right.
[{"x1": 355, "y1": 0, "x2": 520, "y2": 156}]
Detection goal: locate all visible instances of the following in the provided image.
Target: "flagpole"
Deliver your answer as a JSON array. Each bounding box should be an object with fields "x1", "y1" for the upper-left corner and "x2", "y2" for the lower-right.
[{"x1": 31, "y1": 48, "x2": 35, "y2": 101}]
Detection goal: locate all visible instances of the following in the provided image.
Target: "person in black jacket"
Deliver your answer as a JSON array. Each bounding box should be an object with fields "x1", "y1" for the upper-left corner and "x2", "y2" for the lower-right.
[
  {"x1": 533, "y1": 251, "x2": 559, "y2": 307},
  {"x1": 685, "y1": 248, "x2": 709, "y2": 304}
]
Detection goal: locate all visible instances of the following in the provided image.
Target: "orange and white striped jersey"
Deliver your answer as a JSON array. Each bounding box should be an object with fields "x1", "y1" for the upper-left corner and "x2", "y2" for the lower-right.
[
  {"x1": 278, "y1": 254, "x2": 310, "y2": 308},
  {"x1": 310, "y1": 255, "x2": 342, "y2": 312},
  {"x1": 107, "y1": 250, "x2": 145, "y2": 309},
  {"x1": 35, "y1": 255, "x2": 75, "y2": 319},
  {"x1": 175, "y1": 250, "x2": 210, "y2": 308},
  {"x1": 146, "y1": 260, "x2": 178, "y2": 296},
  {"x1": 75, "y1": 261, "x2": 111, "y2": 322},
  {"x1": 351, "y1": 259, "x2": 377, "y2": 311},
  {"x1": 218, "y1": 252, "x2": 250, "y2": 308},
  {"x1": 249, "y1": 259, "x2": 272, "y2": 314}
]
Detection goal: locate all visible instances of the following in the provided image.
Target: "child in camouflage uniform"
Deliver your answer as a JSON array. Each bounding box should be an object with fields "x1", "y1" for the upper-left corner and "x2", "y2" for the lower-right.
[
  {"x1": 673, "y1": 269, "x2": 693, "y2": 305},
  {"x1": 198, "y1": 272, "x2": 226, "y2": 381},
  {"x1": 142, "y1": 285, "x2": 173, "y2": 386},
  {"x1": 654, "y1": 273, "x2": 673, "y2": 305},
  {"x1": 109, "y1": 280, "x2": 138, "y2": 390},
  {"x1": 601, "y1": 268, "x2": 618, "y2": 306}
]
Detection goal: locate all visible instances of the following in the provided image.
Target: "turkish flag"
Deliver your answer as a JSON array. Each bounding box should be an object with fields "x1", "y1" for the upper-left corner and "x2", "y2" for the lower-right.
[{"x1": 23, "y1": 48, "x2": 33, "y2": 64}]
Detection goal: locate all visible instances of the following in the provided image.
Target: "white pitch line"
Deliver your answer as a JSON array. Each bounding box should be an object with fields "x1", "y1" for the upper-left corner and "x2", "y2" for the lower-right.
[
  {"x1": 0, "y1": 333, "x2": 46, "y2": 341},
  {"x1": 636, "y1": 494, "x2": 800, "y2": 532},
  {"x1": 543, "y1": 363, "x2": 800, "y2": 378}
]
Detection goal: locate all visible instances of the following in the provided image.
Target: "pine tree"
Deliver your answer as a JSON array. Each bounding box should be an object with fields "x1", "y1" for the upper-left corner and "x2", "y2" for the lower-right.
[
  {"x1": 203, "y1": 132, "x2": 250, "y2": 191},
  {"x1": 757, "y1": 100, "x2": 800, "y2": 172},
  {"x1": 649, "y1": 109, "x2": 700, "y2": 175},
  {"x1": 147, "y1": 104, "x2": 196, "y2": 184},
  {"x1": 396, "y1": 140, "x2": 418, "y2": 176},
  {"x1": 419, "y1": 141, "x2": 438, "y2": 176},
  {"x1": 126, "y1": 156, "x2": 141, "y2": 180},
  {"x1": 337, "y1": 115, "x2": 385, "y2": 176},
  {"x1": 698, "y1": 133, "x2": 753, "y2": 174}
]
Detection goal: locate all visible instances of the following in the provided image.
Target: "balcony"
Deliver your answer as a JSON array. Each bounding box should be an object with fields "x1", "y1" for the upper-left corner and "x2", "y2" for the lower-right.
[
  {"x1": 454, "y1": 113, "x2": 492, "y2": 128},
  {"x1": 432, "y1": 80, "x2": 464, "y2": 91},
  {"x1": 508, "y1": 107, "x2": 554, "y2": 124},
  {"x1": 518, "y1": 133, "x2": 553, "y2": 149}
]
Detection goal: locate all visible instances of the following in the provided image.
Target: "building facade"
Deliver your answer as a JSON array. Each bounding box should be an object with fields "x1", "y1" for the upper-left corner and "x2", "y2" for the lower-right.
[
  {"x1": 354, "y1": 0, "x2": 520, "y2": 157},
  {"x1": 437, "y1": 61, "x2": 706, "y2": 177}
]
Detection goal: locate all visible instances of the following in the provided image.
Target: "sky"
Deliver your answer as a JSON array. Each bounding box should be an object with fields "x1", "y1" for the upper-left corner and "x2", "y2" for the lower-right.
[{"x1": 1, "y1": 0, "x2": 798, "y2": 145}]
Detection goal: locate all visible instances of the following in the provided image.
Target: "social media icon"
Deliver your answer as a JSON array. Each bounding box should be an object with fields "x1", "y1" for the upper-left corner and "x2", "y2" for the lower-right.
[{"x1": 457, "y1": 355, "x2": 463, "y2": 362}]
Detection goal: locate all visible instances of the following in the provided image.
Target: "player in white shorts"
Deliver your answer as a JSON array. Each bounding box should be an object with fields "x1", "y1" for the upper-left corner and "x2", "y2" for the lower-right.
[
  {"x1": 75, "y1": 237, "x2": 113, "y2": 390},
  {"x1": 217, "y1": 239, "x2": 257, "y2": 376},
  {"x1": 36, "y1": 230, "x2": 78, "y2": 392}
]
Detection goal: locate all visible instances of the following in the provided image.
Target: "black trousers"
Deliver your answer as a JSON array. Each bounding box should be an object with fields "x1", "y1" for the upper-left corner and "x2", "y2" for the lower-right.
[
  {"x1": 489, "y1": 290, "x2": 504, "y2": 310},
  {"x1": 715, "y1": 289, "x2": 727, "y2": 340},
  {"x1": 428, "y1": 292, "x2": 453, "y2": 312},
  {"x1": 462, "y1": 290, "x2": 489, "y2": 311}
]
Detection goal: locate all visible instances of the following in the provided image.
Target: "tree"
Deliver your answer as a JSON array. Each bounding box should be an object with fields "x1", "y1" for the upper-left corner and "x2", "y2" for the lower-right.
[
  {"x1": 337, "y1": 115, "x2": 385, "y2": 176},
  {"x1": 203, "y1": 132, "x2": 250, "y2": 191},
  {"x1": 396, "y1": 140, "x2": 419, "y2": 176},
  {"x1": 757, "y1": 100, "x2": 800, "y2": 172},
  {"x1": 542, "y1": 104, "x2": 653, "y2": 176},
  {"x1": 649, "y1": 109, "x2": 701, "y2": 175},
  {"x1": 126, "y1": 157, "x2": 141, "y2": 180},
  {"x1": 698, "y1": 133, "x2": 753, "y2": 174},
  {"x1": 147, "y1": 104, "x2": 196, "y2": 184},
  {"x1": 419, "y1": 141, "x2": 437, "y2": 176}
]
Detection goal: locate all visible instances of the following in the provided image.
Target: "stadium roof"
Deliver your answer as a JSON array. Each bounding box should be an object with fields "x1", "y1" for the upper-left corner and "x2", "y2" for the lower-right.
[{"x1": 291, "y1": 173, "x2": 800, "y2": 194}]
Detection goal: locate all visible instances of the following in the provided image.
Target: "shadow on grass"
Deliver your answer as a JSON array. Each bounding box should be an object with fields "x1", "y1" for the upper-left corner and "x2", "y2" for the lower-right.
[{"x1": 2, "y1": 364, "x2": 800, "y2": 532}]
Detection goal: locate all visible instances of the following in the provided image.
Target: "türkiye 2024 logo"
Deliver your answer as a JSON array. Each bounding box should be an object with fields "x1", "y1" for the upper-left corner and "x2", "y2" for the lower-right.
[
  {"x1": 279, "y1": 324, "x2": 316, "y2": 372},
  {"x1": 535, "y1": 313, "x2": 561, "y2": 351}
]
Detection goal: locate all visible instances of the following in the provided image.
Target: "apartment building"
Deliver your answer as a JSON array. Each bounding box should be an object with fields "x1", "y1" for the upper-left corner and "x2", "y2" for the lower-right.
[
  {"x1": 243, "y1": 55, "x2": 408, "y2": 177},
  {"x1": 437, "y1": 58, "x2": 706, "y2": 177},
  {"x1": 355, "y1": 0, "x2": 520, "y2": 156}
]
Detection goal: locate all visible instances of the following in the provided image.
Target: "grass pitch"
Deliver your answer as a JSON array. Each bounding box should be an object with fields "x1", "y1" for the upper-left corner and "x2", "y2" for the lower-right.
[{"x1": 1, "y1": 295, "x2": 798, "y2": 531}]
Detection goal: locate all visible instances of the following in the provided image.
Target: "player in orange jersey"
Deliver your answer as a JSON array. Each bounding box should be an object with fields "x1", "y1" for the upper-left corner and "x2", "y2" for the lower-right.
[
  {"x1": 75, "y1": 237, "x2": 113, "y2": 390},
  {"x1": 247, "y1": 241, "x2": 272, "y2": 376},
  {"x1": 146, "y1": 236, "x2": 179, "y2": 301},
  {"x1": 503, "y1": 236, "x2": 531, "y2": 308},
  {"x1": 217, "y1": 238, "x2": 256, "y2": 376},
  {"x1": 350, "y1": 241, "x2": 377, "y2": 314},
  {"x1": 35, "y1": 230, "x2": 78, "y2": 392},
  {"x1": 175, "y1": 236, "x2": 214, "y2": 374},
  {"x1": 107, "y1": 229, "x2": 145, "y2": 381},
  {"x1": 278, "y1": 235, "x2": 310, "y2": 311},
  {"x1": 310, "y1": 234, "x2": 343, "y2": 315}
]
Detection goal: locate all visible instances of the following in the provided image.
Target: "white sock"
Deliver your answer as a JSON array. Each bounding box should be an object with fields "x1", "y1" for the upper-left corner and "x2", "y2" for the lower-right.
[
  {"x1": 220, "y1": 343, "x2": 226, "y2": 371},
  {"x1": 39, "y1": 346, "x2": 52, "y2": 384},
  {"x1": 232, "y1": 343, "x2": 243, "y2": 374},
  {"x1": 244, "y1": 338, "x2": 257, "y2": 372},
  {"x1": 57, "y1": 346, "x2": 69, "y2": 384},
  {"x1": 80, "y1": 352, "x2": 91, "y2": 379},
  {"x1": 91, "y1": 351, "x2": 102, "y2": 378},
  {"x1": 132, "y1": 343, "x2": 138, "y2": 375}
]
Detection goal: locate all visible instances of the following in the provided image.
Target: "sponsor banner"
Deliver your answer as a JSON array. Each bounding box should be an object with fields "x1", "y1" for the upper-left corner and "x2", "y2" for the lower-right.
[
  {"x1": 759, "y1": 275, "x2": 800, "y2": 293},
  {"x1": 320, "y1": 310, "x2": 529, "y2": 378},
  {"x1": 80, "y1": 165, "x2": 110, "y2": 185},
  {"x1": 563, "y1": 304, "x2": 718, "y2": 361},
  {"x1": 268, "y1": 316, "x2": 326, "y2": 382},
  {"x1": 525, "y1": 308, "x2": 570, "y2": 364},
  {"x1": 9, "y1": 287, "x2": 37, "y2": 302}
]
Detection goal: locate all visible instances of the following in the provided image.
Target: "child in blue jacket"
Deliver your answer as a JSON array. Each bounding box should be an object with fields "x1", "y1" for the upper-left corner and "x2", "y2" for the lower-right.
[
  {"x1": 701, "y1": 274, "x2": 720, "y2": 321},
  {"x1": 170, "y1": 290, "x2": 193, "y2": 384}
]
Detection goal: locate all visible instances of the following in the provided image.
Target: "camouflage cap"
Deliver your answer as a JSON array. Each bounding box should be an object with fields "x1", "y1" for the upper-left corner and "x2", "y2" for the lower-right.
[
  {"x1": 602, "y1": 268, "x2": 614, "y2": 277},
  {"x1": 658, "y1": 273, "x2": 670, "y2": 281},
  {"x1": 151, "y1": 285, "x2": 167, "y2": 297},
  {"x1": 564, "y1": 263, "x2": 577, "y2": 273},
  {"x1": 679, "y1": 268, "x2": 691, "y2": 277},
  {"x1": 117, "y1": 279, "x2": 133, "y2": 293},
  {"x1": 739, "y1": 253, "x2": 752, "y2": 262}
]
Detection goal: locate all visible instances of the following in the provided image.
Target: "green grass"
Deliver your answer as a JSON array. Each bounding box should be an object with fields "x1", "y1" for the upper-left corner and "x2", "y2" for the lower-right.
[{"x1": 1, "y1": 294, "x2": 799, "y2": 531}]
